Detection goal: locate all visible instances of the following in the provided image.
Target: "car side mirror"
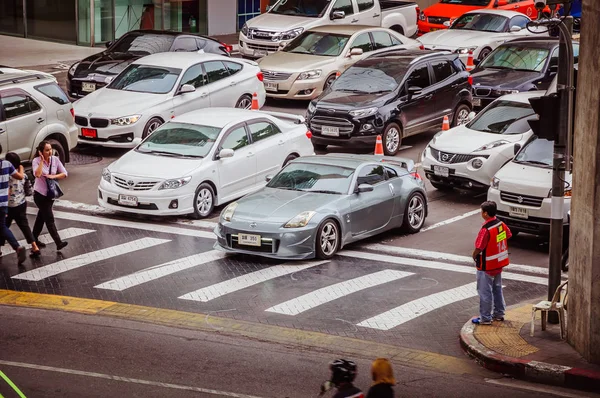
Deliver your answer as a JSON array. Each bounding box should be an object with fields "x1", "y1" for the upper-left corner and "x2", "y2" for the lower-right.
[
  {"x1": 105, "y1": 40, "x2": 113, "y2": 48},
  {"x1": 331, "y1": 10, "x2": 345, "y2": 20},
  {"x1": 548, "y1": 64, "x2": 558, "y2": 74},
  {"x1": 218, "y1": 148, "x2": 234, "y2": 159},
  {"x1": 473, "y1": 58, "x2": 481, "y2": 66},
  {"x1": 495, "y1": 0, "x2": 508, "y2": 7},
  {"x1": 348, "y1": 48, "x2": 363, "y2": 57},
  {"x1": 407, "y1": 86, "x2": 422, "y2": 96},
  {"x1": 510, "y1": 25, "x2": 522, "y2": 32},
  {"x1": 265, "y1": 174, "x2": 274, "y2": 182},
  {"x1": 357, "y1": 184, "x2": 374, "y2": 193},
  {"x1": 467, "y1": 111, "x2": 476, "y2": 122},
  {"x1": 513, "y1": 143, "x2": 521, "y2": 156},
  {"x1": 178, "y1": 84, "x2": 196, "y2": 94}
]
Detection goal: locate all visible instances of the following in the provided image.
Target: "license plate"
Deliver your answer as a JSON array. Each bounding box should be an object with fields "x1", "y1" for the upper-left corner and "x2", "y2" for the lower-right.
[
  {"x1": 254, "y1": 49, "x2": 268, "y2": 57},
  {"x1": 118, "y1": 194, "x2": 138, "y2": 207},
  {"x1": 509, "y1": 206, "x2": 528, "y2": 219},
  {"x1": 82, "y1": 82, "x2": 96, "y2": 92},
  {"x1": 81, "y1": 128, "x2": 97, "y2": 138},
  {"x1": 321, "y1": 126, "x2": 339, "y2": 137},
  {"x1": 472, "y1": 98, "x2": 481, "y2": 107},
  {"x1": 433, "y1": 165, "x2": 449, "y2": 178},
  {"x1": 238, "y1": 233, "x2": 261, "y2": 247},
  {"x1": 265, "y1": 81, "x2": 278, "y2": 92}
]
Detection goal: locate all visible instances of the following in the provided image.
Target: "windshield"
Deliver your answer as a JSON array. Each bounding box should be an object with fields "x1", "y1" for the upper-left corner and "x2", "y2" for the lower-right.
[
  {"x1": 333, "y1": 61, "x2": 407, "y2": 94},
  {"x1": 284, "y1": 32, "x2": 350, "y2": 56},
  {"x1": 270, "y1": 0, "x2": 331, "y2": 17},
  {"x1": 109, "y1": 34, "x2": 175, "y2": 55},
  {"x1": 480, "y1": 46, "x2": 550, "y2": 72},
  {"x1": 467, "y1": 100, "x2": 535, "y2": 134},
  {"x1": 440, "y1": 0, "x2": 491, "y2": 5},
  {"x1": 514, "y1": 137, "x2": 553, "y2": 167},
  {"x1": 108, "y1": 64, "x2": 181, "y2": 94},
  {"x1": 267, "y1": 162, "x2": 355, "y2": 194},
  {"x1": 451, "y1": 13, "x2": 508, "y2": 32},
  {"x1": 136, "y1": 122, "x2": 219, "y2": 158}
]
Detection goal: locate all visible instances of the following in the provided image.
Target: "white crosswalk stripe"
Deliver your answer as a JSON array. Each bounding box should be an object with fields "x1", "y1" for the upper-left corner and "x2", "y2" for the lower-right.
[
  {"x1": 179, "y1": 261, "x2": 328, "y2": 302},
  {"x1": 12, "y1": 238, "x2": 170, "y2": 281},
  {"x1": 265, "y1": 270, "x2": 414, "y2": 316},
  {"x1": 1, "y1": 228, "x2": 95, "y2": 255}
]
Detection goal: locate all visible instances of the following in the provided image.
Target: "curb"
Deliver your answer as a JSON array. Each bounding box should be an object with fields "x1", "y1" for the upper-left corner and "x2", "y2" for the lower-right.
[{"x1": 459, "y1": 321, "x2": 600, "y2": 392}]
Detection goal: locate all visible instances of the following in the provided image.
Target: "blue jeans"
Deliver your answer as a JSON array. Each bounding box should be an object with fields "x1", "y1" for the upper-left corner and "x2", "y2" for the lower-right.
[
  {"x1": 476, "y1": 270, "x2": 506, "y2": 322},
  {"x1": 0, "y1": 207, "x2": 20, "y2": 250}
]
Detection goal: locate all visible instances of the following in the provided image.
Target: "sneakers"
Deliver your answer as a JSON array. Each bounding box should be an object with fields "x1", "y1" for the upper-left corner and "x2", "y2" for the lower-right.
[
  {"x1": 56, "y1": 241, "x2": 68, "y2": 251},
  {"x1": 471, "y1": 317, "x2": 492, "y2": 325},
  {"x1": 493, "y1": 316, "x2": 505, "y2": 322},
  {"x1": 16, "y1": 247, "x2": 26, "y2": 265},
  {"x1": 35, "y1": 240, "x2": 46, "y2": 248}
]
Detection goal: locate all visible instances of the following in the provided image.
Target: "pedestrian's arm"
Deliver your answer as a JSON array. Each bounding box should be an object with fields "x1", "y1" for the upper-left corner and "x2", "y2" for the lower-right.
[
  {"x1": 11, "y1": 165, "x2": 24, "y2": 180},
  {"x1": 33, "y1": 156, "x2": 44, "y2": 178},
  {"x1": 472, "y1": 248, "x2": 482, "y2": 261},
  {"x1": 46, "y1": 158, "x2": 68, "y2": 180}
]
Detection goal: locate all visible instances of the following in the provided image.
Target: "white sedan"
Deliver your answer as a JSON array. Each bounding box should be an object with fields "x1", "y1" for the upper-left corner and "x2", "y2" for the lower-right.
[
  {"x1": 74, "y1": 52, "x2": 266, "y2": 148},
  {"x1": 422, "y1": 91, "x2": 542, "y2": 191},
  {"x1": 98, "y1": 108, "x2": 315, "y2": 218},
  {"x1": 418, "y1": 9, "x2": 545, "y2": 63}
]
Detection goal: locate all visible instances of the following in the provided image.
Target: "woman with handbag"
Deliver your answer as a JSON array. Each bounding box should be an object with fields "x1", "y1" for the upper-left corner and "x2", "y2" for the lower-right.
[
  {"x1": 32, "y1": 141, "x2": 68, "y2": 251},
  {"x1": 0, "y1": 153, "x2": 41, "y2": 257}
]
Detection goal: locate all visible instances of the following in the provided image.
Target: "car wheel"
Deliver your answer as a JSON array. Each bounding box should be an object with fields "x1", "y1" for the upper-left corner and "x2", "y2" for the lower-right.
[
  {"x1": 192, "y1": 183, "x2": 215, "y2": 219},
  {"x1": 478, "y1": 47, "x2": 492, "y2": 62},
  {"x1": 452, "y1": 104, "x2": 471, "y2": 127},
  {"x1": 561, "y1": 249, "x2": 569, "y2": 273},
  {"x1": 315, "y1": 219, "x2": 340, "y2": 260},
  {"x1": 382, "y1": 123, "x2": 402, "y2": 156},
  {"x1": 323, "y1": 74, "x2": 337, "y2": 90},
  {"x1": 312, "y1": 142, "x2": 328, "y2": 152},
  {"x1": 235, "y1": 94, "x2": 253, "y2": 110},
  {"x1": 47, "y1": 138, "x2": 66, "y2": 165},
  {"x1": 283, "y1": 154, "x2": 297, "y2": 167},
  {"x1": 142, "y1": 117, "x2": 163, "y2": 139},
  {"x1": 403, "y1": 192, "x2": 426, "y2": 233},
  {"x1": 430, "y1": 181, "x2": 453, "y2": 191}
]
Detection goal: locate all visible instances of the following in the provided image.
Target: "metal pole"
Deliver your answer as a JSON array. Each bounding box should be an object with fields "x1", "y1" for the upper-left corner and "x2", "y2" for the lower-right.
[{"x1": 548, "y1": 16, "x2": 574, "y2": 324}]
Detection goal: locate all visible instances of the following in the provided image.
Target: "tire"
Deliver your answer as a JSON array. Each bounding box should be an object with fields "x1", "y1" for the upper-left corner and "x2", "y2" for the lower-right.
[
  {"x1": 403, "y1": 192, "x2": 426, "y2": 233},
  {"x1": 478, "y1": 47, "x2": 492, "y2": 62},
  {"x1": 391, "y1": 25, "x2": 405, "y2": 36},
  {"x1": 430, "y1": 181, "x2": 453, "y2": 191},
  {"x1": 452, "y1": 104, "x2": 471, "y2": 127},
  {"x1": 323, "y1": 74, "x2": 337, "y2": 90},
  {"x1": 382, "y1": 123, "x2": 402, "y2": 156},
  {"x1": 312, "y1": 142, "x2": 328, "y2": 152},
  {"x1": 235, "y1": 94, "x2": 252, "y2": 110},
  {"x1": 561, "y1": 250, "x2": 569, "y2": 273},
  {"x1": 282, "y1": 154, "x2": 297, "y2": 167},
  {"x1": 47, "y1": 138, "x2": 66, "y2": 165},
  {"x1": 192, "y1": 183, "x2": 215, "y2": 219},
  {"x1": 142, "y1": 117, "x2": 163, "y2": 139},
  {"x1": 315, "y1": 219, "x2": 340, "y2": 260}
]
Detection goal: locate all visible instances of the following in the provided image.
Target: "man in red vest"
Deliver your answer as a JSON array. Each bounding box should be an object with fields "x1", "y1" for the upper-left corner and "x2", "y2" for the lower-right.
[{"x1": 471, "y1": 201, "x2": 512, "y2": 325}]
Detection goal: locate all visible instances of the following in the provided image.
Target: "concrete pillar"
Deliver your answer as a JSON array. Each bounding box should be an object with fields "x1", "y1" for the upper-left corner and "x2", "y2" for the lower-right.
[{"x1": 567, "y1": 0, "x2": 600, "y2": 365}]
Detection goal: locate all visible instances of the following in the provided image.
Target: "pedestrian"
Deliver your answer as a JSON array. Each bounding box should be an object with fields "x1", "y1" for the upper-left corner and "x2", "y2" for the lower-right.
[
  {"x1": 0, "y1": 156, "x2": 27, "y2": 264},
  {"x1": 0, "y1": 153, "x2": 41, "y2": 257},
  {"x1": 366, "y1": 358, "x2": 395, "y2": 398},
  {"x1": 472, "y1": 201, "x2": 512, "y2": 325},
  {"x1": 328, "y1": 359, "x2": 363, "y2": 398},
  {"x1": 32, "y1": 141, "x2": 68, "y2": 251}
]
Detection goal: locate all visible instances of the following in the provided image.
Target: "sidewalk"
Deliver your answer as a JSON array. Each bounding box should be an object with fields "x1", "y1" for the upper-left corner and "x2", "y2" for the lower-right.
[{"x1": 460, "y1": 301, "x2": 600, "y2": 392}]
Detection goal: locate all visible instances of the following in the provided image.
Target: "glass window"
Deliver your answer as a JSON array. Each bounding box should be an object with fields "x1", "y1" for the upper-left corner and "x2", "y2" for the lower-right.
[
  {"x1": 108, "y1": 64, "x2": 181, "y2": 94},
  {"x1": 333, "y1": 59, "x2": 410, "y2": 94},
  {"x1": 34, "y1": 83, "x2": 70, "y2": 105},
  {"x1": 406, "y1": 65, "x2": 430, "y2": 89},
  {"x1": 248, "y1": 122, "x2": 281, "y2": 143},
  {"x1": 220, "y1": 126, "x2": 249, "y2": 150},
  {"x1": 480, "y1": 46, "x2": 550, "y2": 72},
  {"x1": 203, "y1": 61, "x2": 230, "y2": 84},
  {"x1": 284, "y1": 32, "x2": 350, "y2": 57},
  {"x1": 332, "y1": 0, "x2": 354, "y2": 16},
  {"x1": 136, "y1": 122, "x2": 218, "y2": 158},
  {"x1": 450, "y1": 13, "x2": 509, "y2": 33},
  {"x1": 391, "y1": 35, "x2": 403, "y2": 46},
  {"x1": 2, "y1": 93, "x2": 41, "y2": 120},
  {"x1": 371, "y1": 31, "x2": 393, "y2": 50},
  {"x1": 432, "y1": 61, "x2": 455, "y2": 83},
  {"x1": 196, "y1": 38, "x2": 207, "y2": 49},
  {"x1": 510, "y1": 16, "x2": 530, "y2": 29},
  {"x1": 171, "y1": 37, "x2": 198, "y2": 52},
  {"x1": 224, "y1": 61, "x2": 243, "y2": 75},
  {"x1": 385, "y1": 167, "x2": 398, "y2": 179},
  {"x1": 110, "y1": 33, "x2": 176, "y2": 55},
  {"x1": 350, "y1": 33, "x2": 373, "y2": 53},
  {"x1": 0, "y1": 0, "x2": 25, "y2": 36},
  {"x1": 514, "y1": 137, "x2": 553, "y2": 168},
  {"x1": 357, "y1": 165, "x2": 386, "y2": 185},
  {"x1": 267, "y1": 162, "x2": 355, "y2": 194},
  {"x1": 26, "y1": 0, "x2": 76, "y2": 43},
  {"x1": 467, "y1": 100, "x2": 535, "y2": 134},
  {"x1": 180, "y1": 64, "x2": 206, "y2": 88},
  {"x1": 269, "y1": 0, "x2": 331, "y2": 17},
  {"x1": 357, "y1": 0, "x2": 375, "y2": 11}
]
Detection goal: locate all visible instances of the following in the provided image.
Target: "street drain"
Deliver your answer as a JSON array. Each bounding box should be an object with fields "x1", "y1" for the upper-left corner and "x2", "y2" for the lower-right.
[{"x1": 68, "y1": 152, "x2": 102, "y2": 165}]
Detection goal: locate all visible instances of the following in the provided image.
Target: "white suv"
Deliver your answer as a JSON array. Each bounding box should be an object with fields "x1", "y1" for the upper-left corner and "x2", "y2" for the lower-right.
[{"x1": 0, "y1": 73, "x2": 78, "y2": 164}]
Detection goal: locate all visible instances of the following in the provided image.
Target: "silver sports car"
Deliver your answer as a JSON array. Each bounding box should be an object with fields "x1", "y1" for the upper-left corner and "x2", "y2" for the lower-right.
[{"x1": 214, "y1": 154, "x2": 428, "y2": 260}]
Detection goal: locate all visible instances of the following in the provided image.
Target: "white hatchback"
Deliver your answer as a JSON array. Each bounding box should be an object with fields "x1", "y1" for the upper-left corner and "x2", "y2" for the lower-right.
[
  {"x1": 98, "y1": 108, "x2": 315, "y2": 218},
  {"x1": 74, "y1": 52, "x2": 266, "y2": 148}
]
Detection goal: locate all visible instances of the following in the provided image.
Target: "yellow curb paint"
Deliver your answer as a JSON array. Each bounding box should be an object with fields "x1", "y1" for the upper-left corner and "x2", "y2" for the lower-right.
[{"x1": 0, "y1": 290, "x2": 485, "y2": 377}]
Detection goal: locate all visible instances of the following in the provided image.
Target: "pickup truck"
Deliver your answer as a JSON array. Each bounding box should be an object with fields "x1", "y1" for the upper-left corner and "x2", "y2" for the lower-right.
[{"x1": 239, "y1": 0, "x2": 418, "y2": 59}]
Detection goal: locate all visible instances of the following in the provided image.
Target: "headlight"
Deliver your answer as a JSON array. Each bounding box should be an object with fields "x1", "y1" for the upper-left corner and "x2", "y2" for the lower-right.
[
  {"x1": 419, "y1": 11, "x2": 426, "y2": 21},
  {"x1": 222, "y1": 202, "x2": 238, "y2": 222},
  {"x1": 471, "y1": 158, "x2": 484, "y2": 169},
  {"x1": 348, "y1": 107, "x2": 378, "y2": 118},
  {"x1": 68, "y1": 62, "x2": 79, "y2": 76},
  {"x1": 474, "y1": 140, "x2": 510, "y2": 151},
  {"x1": 307, "y1": 101, "x2": 316, "y2": 113},
  {"x1": 455, "y1": 47, "x2": 477, "y2": 54},
  {"x1": 492, "y1": 89, "x2": 520, "y2": 96},
  {"x1": 297, "y1": 69, "x2": 322, "y2": 80},
  {"x1": 284, "y1": 211, "x2": 316, "y2": 228},
  {"x1": 241, "y1": 23, "x2": 248, "y2": 36},
  {"x1": 491, "y1": 177, "x2": 500, "y2": 190},
  {"x1": 101, "y1": 168, "x2": 111, "y2": 183},
  {"x1": 111, "y1": 114, "x2": 141, "y2": 126},
  {"x1": 158, "y1": 176, "x2": 192, "y2": 190},
  {"x1": 277, "y1": 27, "x2": 303, "y2": 41}
]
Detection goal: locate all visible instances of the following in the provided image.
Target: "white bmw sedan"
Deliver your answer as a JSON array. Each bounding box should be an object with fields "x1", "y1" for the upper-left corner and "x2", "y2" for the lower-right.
[
  {"x1": 98, "y1": 108, "x2": 315, "y2": 218},
  {"x1": 422, "y1": 91, "x2": 541, "y2": 191},
  {"x1": 74, "y1": 52, "x2": 266, "y2": 148}
]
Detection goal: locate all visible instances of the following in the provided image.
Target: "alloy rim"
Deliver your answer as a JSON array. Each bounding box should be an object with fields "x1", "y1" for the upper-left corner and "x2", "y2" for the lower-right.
[
  {"x1": 196, "y1": 188, "x2": 213, "y2": 216},
  {"x1": 325, "y1": 76, "x2": 336, "y2": 89},
  {"x1": 237, "y1": 98, "x2": 252, "y2": 109},
  {"x1": 320, "y1": 222, "x2": 338, "y2": 256},
  {"x1": 385, "y1": 128, "x2": 400, "y2": 153},
  {"x1": 457, "y1": 109, "x2": 470, "y2": 125},
  {"x1": 408, "y1": 195, "x2": 425, "y2": 229},
  {"x1": 147, "y1": 120, "x2": 161, "y2": 135}
]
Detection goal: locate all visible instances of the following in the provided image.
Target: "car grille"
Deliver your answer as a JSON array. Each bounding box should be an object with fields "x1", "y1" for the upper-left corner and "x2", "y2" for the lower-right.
[
  {"x1": 430, "y1": 147, "x2": 489, "y2": 164},
  {"x1": 474, "y1": 88, "x2": 492, "y2": 97},
  {"x1": 262, "y1": 70, "x2": 292, "y2": 81},
  {"x1": 248, "y1": 29, "x2": 278, "y2": 41},
  {"x1": 90, "y1": 118, "x2": 109, "y2": 128},
  {"x1": 500, "y1": 191, "x2": 544, "y2": 207},
  {"x1": 246, "y1": 42, "x2": 279, "y2": 52},
  {"x1": 74, "y1": 116, "x2": 88, "y2": 126},
  {"x1": 428, "y1": 16, "x2": 450, "y2": 25},
  {"x1": 113, "y1": 176, "x2": 158, "y2": 191},
  {"x1": 310, "y1": 116, "x2": 354, "y2": 135},
  {"x1": 229, "y1": 234, "x2": 278, "y2": 253}
]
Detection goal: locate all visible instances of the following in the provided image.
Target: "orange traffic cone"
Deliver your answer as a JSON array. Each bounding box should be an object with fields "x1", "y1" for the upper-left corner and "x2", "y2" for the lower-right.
[
  {"x1": 466, "y1": 50, "x2": 474, "y2": 72},
  {"x1": 442, "y1": 115, "x2": 450, "y2": 131},
  {"x1": 374, "y1": 135, "x2": 384, "y2": 156},
  {"x1": 251, "y1": 92, "x2": 259, "y2": 110}
]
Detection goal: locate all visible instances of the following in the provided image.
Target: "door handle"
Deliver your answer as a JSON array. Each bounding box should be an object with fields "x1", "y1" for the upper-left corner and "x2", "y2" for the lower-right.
[
  {"x1": 514, "y1": 5, "x2": 519, "y2": 8},
  {"x1": 246, "y1": 152, "x2": 254, "y2": 158},
  {"x1": 388, "y1": 183, "x2": 395, "y2": 196},
  {"x1": 278, "y1": 140, "x2": 285, "y2": 146},
  {"x1": 199, "y1": 92, "x2": 208, "y2": 98},
  {"x1": 36, "y1": 118, "x2": 45, "y2": 124},
  {"x1": 351, "y1": 19, "x2": 359, "y2": 23},
  {"x1": 229, "y1": 81, "x2": 238, "y2": 86},
  {"x1": 424, "y1": 94, "x2": 433, "y2": 100},
  {"x1": 0, "y1": 129, "x2": 5, "y2": 134},
  {"x1": 373, "y1": 13, "x2": 380, "y2": 18},
  {"x1": 451, "y1": 83, "x2": 460, "y2": 88}
]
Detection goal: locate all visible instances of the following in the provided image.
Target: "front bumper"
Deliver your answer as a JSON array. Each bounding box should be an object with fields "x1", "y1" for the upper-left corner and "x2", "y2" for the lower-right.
[
  {"x1": 417, "y1": 20, "x2": 448, "y2": 35},
  {"x1": 307, "y1": 113, "x2": 383, "y2": 147},
  {"x1": 214, "y1": 219, "x2": 316, "y2": 260},
  {"x1": 67, "y1": 75, "x2": 109, "y2": 100},
  {"x1": 74, "y1": 115, "x2": 144, "y2": 148},
  {"x1": 264, "y1": 74, "x2": 325, "y2": 100}
]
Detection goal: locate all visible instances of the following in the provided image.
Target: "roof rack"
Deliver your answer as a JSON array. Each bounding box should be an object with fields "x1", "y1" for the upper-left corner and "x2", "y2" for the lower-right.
[{"x1": 0, "y1": 74, "x2": 48, "y2": 87}]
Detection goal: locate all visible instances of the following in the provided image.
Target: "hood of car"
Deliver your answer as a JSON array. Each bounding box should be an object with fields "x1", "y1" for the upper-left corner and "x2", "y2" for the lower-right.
[
  {"x1": 316, "y1": 89, "x2": 393, "y2": 109},
  {"x1": 109, "y1": 150, "x2": 206, "y2": 180},
  {"x1": 494, "y1": 160, "x2": 554, "y2": 197},
  {"x1": 431, "y1": 125, "x2": 524, "y2": 152},
  {"x1": 74, "y1": 52, "x2": 140, "y2": 78},
  {"x1": 246, "y1": 13, "x2": 310, "y2": 32},
  {"x1": 419, "y1": 29, "x2": 498, "y2": 49},
  {"x1": 232, "y1": 187, "x2": 342, "y2": 223},
  {"x1": 74, "y1": 88, "x2": 169, "y2": 117},
  {"x1": 258, "y1": 51, "x2": 336, "y2": 73},
  {"x1": 472, "y1": 68, "x2": 542, "y2": 89},
  {"x1": 423, "y1": 3, "x2": 485, "y2": 19}
]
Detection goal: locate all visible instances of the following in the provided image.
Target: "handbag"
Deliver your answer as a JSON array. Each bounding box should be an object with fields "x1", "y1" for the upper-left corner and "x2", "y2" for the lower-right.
[
  {"x1": 46, "y1": 157, "x2": 64, "y2": 200},
  {"x1": 24, "y1": 176, "x2": 33, "y2": 197}
]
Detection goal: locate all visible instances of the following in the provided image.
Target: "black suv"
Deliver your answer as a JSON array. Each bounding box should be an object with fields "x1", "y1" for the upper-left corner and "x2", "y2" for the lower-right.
[
  {"x1": 306, "y1": 50, "x2": 472, "y2": 156},
  {"x1": 470, "y1": 37, "x2": 579, "y2": 110},
  {"x1": 67, "y1": 30, "x2": 232, "y2": 99}
]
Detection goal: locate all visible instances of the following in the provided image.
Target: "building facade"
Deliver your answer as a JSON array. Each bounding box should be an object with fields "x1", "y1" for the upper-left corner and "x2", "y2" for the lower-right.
[{"x1": 0, "y1": 0, "x2": 273, "y2": 46}]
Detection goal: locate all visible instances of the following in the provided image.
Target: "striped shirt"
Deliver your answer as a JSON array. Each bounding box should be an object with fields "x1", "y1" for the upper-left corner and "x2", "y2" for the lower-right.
[{"x1": 0, "y1": 160, "x2": 17, "y2": 207}]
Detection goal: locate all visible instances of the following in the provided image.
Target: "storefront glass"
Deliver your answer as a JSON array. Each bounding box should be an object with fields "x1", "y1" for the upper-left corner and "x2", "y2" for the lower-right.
[
  {"x1": 114, "y1": 0, "x2": 162, "y2": 38},
  {"x1": 237, "y1": 0, "x2": 260, "y2": 30},
  {"x1": 26, "y1": 0, "x2": 77, "y2": 43},
  {"x1": 0, "y1": 0, "x2": 25, "y2": 36},
  {"x1": 95, "y1": 0, "x2": 115, "y2": 44},
  {"x1": 163, "y1": 0, "x2": 206, "y2": 35}
]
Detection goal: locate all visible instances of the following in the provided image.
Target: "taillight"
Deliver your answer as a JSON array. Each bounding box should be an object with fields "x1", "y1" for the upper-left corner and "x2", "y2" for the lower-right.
[
  {"x1": 468, "y1": 75, "x2": 473, "y2": 85},
  {"x1": 222, "y1": 42, "x2": 233, "y2": 53},
  {"x1": 256, "y1": 71, "x2": 264, "y2": 82},
  {"x1": 70, "y1": 107, "x2": 74, "y2": 119},
  {"x1": 416, "y1": 7, "x2": 420, "y2": 19},
  {"x1": 411, "y1": 171, "x2": 422, "y2": 180},
  {"x1": 306, "y1": 130, "x2": 313, "y2": 139},
  {"x1": 419, "y1": 44, "x2": 425, "y2": 50}
]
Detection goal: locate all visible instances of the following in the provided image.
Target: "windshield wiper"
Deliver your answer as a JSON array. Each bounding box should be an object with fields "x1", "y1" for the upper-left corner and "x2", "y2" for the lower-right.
[
  {"x1": 143, "y1": 150, "x2": 185, "y2": 158},
  {"x1": 275, "y1": 187, "x2": 303, "y2": 191},
  {"x1": 337, "y1": 89, "x2": 366, "y2": 93},
  {"x1": 518, "y1": 160, "x2": 552, "y2": 167},
  {"x1": 302, "y1": 189, "x2": 340, "y2": 194}
]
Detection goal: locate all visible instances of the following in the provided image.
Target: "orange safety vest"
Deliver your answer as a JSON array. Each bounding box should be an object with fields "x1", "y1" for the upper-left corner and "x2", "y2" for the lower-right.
[{"x1": 477, "y1": 219, "x2": 509, "y2": 271}]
